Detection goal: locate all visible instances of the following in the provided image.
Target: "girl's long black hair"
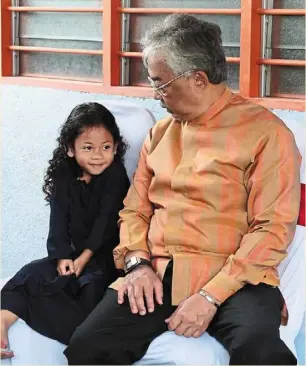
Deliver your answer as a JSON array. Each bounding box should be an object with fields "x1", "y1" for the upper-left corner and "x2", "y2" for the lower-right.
[{"x1": 43, "y1": 102, "x2": 128, "y2": 202}]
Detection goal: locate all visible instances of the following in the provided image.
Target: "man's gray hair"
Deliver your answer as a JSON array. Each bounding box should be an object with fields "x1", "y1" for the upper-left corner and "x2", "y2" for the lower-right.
[{"x1": 141, "y1": 14, "x2": 227, "y2": 84}]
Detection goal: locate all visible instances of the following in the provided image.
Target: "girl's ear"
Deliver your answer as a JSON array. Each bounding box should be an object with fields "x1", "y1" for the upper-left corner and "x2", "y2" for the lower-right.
[
  {"x1": 114, "y1": 143, "x2": 118, "y2": 155},
  {"x1": 67, "y1": 147, "x2": 74, "y2": 158}
]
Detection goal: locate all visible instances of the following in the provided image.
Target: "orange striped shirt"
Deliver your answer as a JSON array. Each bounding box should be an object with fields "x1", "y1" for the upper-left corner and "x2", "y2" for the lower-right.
[{"x1": 111, "y1": 87, "x2": 301, "y2": 319}]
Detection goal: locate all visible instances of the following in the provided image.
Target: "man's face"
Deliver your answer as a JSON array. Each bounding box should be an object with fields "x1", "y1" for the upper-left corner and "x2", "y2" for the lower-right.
[{"x1": 147, "y1": 57, "x2": 203, "y2": 122}]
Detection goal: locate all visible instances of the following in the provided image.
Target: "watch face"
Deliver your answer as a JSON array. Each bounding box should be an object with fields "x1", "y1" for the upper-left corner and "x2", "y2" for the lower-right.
[{"x1": 126, "y1": 256, "x2": 139, "y2": 270}]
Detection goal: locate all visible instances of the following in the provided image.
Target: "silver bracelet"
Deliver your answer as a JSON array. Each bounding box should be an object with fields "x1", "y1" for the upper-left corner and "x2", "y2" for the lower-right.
[{"x1": 198, "y1": 289, "x2": 219, "y2": 308}]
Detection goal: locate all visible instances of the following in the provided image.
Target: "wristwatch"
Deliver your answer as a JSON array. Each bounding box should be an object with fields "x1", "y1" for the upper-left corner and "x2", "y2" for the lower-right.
[{"x1": 124, "y1": 256, "x2": 152, "y2": 275}]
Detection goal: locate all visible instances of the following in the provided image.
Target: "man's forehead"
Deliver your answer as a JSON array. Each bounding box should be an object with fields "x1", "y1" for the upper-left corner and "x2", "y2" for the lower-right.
[{"x1": 147, "y1": 55, "x2": 174, "y2": 80}]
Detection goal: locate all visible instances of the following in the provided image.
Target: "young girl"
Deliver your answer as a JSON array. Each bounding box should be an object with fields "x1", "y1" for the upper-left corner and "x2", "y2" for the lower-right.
[{"x1": 1, "y1": 102, "x2": 130, "y2": 359}]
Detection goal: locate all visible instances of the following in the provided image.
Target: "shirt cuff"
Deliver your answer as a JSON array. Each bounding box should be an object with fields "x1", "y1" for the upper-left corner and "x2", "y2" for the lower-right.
[
  {"x1": 113, "y1": 242, "x2": 150, "y2": 269},
  {"x1": 201, "y1": 271, "x2": 244, "y2": 304}
]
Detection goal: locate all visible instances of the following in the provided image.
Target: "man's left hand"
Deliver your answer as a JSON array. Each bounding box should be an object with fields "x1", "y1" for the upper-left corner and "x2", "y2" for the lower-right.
[{"x1": 165, "y1": 293, "x2": 217, "y2": 338}]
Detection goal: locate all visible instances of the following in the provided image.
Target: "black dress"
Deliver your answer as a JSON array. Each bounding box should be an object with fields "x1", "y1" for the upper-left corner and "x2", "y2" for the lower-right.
[{"x1": 1, "y1": 159, "x2": 130, "y2": 345}]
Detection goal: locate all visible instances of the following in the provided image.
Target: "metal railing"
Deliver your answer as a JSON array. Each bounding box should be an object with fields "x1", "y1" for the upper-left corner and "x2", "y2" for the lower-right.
[{"x1": 1, "y1": 0, "x2": 304, "y2": 110}]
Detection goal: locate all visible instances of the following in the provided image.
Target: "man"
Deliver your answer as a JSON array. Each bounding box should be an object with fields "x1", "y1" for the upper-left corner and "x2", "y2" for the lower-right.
[{"x1": 65, "y1": 14, "x2": 300, "y2": 365}]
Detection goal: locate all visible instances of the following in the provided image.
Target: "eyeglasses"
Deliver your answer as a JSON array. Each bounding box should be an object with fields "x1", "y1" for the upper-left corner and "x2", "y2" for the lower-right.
[{"x1": 147, "y1": 70, "x2": 195, "y2": 97}]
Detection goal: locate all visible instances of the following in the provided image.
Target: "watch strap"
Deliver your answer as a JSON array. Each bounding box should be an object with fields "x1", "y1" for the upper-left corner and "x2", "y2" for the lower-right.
[{"x1": 124, "y1": 257, "x2": 152, "y2": 275}]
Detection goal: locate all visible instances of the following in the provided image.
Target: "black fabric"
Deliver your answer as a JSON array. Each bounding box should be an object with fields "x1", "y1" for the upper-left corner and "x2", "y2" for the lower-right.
[
  {"x1": 207, "y1": 283, "x2": 297, "y2": 365},
  {"x1": 1, "y1": 160, "x2": 130, "y2": 345},
  {"x1": 1, "y1": 259, "x2": 109, "y2": 345},
  {"x1": 47, "y1": 159, "x2": 130, "y2": 265},
  {"x1": 65, "y1": 262, "x2": 297, "y2": 365}
]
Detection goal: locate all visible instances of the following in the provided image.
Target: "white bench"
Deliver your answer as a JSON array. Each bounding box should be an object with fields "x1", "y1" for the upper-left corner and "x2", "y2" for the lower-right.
[{"x1": 2, "y1": 101, "x2": 305, "y2": 365}]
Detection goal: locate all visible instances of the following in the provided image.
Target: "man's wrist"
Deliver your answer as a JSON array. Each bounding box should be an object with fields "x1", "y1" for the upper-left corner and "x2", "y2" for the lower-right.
[
  {"x1": 124, "y1": 256, "x2": 152, "y2": 275},
  {"x1": 198, "y1": 289, "x2": 221, "y2": 308}
]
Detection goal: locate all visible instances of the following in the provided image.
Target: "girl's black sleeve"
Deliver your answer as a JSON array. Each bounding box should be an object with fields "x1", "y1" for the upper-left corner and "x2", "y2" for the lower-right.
[
  {"x1": 85, "y1": 162, "x2": 130, "y2": 254},
  {"x1": 47, "y1": 174, "x2": 72, "y2": 261}
]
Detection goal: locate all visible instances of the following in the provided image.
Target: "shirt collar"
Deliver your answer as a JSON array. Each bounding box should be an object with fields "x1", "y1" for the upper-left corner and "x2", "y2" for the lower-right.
[{"x1": 182, "y1": 86, "x2": 233, "y2": 127}]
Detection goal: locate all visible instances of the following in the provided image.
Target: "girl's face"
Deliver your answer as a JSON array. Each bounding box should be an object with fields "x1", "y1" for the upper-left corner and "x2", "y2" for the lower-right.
[{"x1": 68, "y1": 125, "x2": 117, "y2": 182}]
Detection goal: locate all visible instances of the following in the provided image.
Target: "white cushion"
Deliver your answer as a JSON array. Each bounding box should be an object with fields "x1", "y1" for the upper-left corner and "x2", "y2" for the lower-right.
[
  {"x1": 136, "y1": 331, "x2": 229, "y2": 365},
  {"x1": 2, "y1": 319, "x2": 67, "y2": 366}
]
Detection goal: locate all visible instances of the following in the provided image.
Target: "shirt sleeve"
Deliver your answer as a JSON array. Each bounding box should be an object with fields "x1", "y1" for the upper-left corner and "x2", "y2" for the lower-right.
[
  {"x1": 84, "y1": 163, "x2": 130, "y2": 254},
  {"x1": 47, "y1": 177, "x2": 72, "y2": 261},
  {"x1": 202, "y1": 125, "x2": 301, "y2": 304},
  {"x1": 113, "y1": 133, "x2": 154, "y2": 269}
]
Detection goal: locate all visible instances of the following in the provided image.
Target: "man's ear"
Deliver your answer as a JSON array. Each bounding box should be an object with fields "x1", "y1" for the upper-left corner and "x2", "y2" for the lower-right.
[
  {"x1": 194, "y1": 71, "x2": 208, "y2": 88},
  {"x1": 67, "y1": 147, "x2": 74, "y2": 158}
]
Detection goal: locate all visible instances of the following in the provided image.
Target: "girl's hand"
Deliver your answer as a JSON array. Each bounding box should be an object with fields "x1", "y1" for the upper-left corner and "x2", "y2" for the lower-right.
[
  {"x1": 57, "y1": 259, "x2": 75, "y2": 276},
  {"x1": 73, "y1": 256, "x2": 87, "y2": 277},
  {"x1": 73, "y1": 249, "x2": 93, "y2": 277}
]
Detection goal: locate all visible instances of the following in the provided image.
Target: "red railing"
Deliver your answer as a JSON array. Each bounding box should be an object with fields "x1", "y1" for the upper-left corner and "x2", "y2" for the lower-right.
[{"x1": 0, "y1": 0, "x2": 304, "y2": 111}]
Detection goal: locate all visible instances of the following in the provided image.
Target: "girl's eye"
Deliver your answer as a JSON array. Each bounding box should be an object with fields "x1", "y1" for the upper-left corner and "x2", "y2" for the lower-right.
[
  {"x1": 103, "y1": 145, "x2": 112, "y2": 150},
  {"x1": 83, "y1": 146, "x2": 92, "y2": 151}
]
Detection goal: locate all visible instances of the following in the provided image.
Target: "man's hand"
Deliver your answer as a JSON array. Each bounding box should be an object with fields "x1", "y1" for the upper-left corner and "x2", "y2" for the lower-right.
[
  {"x1": 117, "y1": 266, "x2": 163, "y2": 316},
  {"x1": 165, "y1": 293, "x2": 217, "y2": 338},
  {"x1": 57, "y1": 259, "x2": 75, "y2": 276}
]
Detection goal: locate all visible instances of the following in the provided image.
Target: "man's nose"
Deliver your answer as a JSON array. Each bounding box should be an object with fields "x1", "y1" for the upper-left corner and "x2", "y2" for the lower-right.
[{"x1": 153, "y1": 90, "x2": 162, "y2": 101}]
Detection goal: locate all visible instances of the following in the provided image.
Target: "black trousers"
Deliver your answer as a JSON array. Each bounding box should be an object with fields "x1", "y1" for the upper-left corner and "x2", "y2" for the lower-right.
[
  {"x1": 64, "y1": 262, "x2": 297, "y2": 365},
  {"x1": 1, "y1": 258, "x2": 112, "y2": 345}
]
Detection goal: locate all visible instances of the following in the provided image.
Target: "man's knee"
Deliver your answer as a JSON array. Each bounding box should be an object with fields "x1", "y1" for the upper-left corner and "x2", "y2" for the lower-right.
[
  {"x1": 64, "y1": 327, "x2": 94, "y2": 365},
  {"x1": 64, "y1": 323, "x2": 127, "y2": 365},
  {"x1": 230, "y1": 334, "x2": 297, "y2": 365}
]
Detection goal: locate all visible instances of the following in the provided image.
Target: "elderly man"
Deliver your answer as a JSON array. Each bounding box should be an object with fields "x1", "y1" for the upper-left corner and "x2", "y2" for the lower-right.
[{"x1": 65, "y1": 14, "x2": 300, "y2": 365}]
